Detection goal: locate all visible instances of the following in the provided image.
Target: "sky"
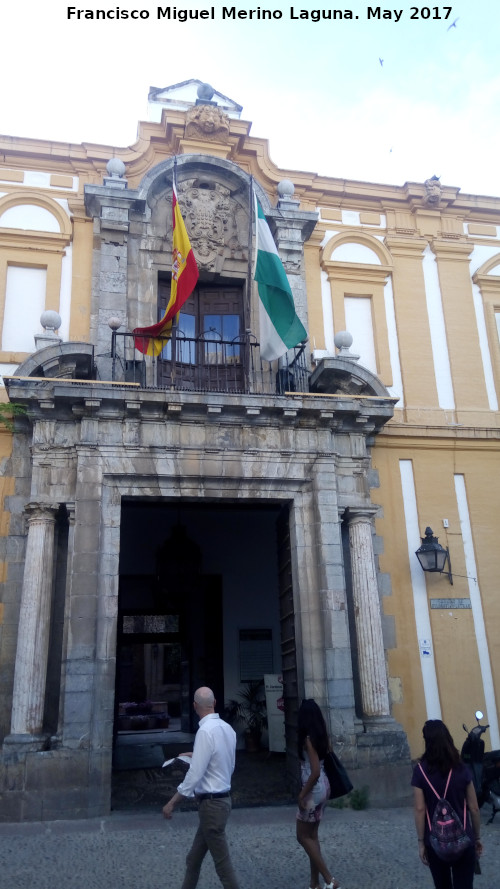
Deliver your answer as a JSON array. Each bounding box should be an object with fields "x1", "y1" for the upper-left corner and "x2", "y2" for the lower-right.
[{"x1": 1, "y1": 0, "x2": 499, "y2": 196}]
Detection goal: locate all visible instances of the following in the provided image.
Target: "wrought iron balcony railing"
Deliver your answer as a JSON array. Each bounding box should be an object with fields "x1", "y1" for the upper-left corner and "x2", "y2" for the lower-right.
[{"x1": 109, "y1": 330, "x2": 309, "y2": 396}]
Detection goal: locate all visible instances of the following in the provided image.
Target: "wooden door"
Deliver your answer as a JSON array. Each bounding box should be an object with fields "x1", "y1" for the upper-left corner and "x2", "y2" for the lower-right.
[{"x1": 157, "y1": 283, "x2": 244, "y2": 391}]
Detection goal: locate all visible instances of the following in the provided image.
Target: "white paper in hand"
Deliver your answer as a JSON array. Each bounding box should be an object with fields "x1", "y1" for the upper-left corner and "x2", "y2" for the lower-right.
[{"x1": 162, "y1": 754, "x2": 192, "y2": 768}]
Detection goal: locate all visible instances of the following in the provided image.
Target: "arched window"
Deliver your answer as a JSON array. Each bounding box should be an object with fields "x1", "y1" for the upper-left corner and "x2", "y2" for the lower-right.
[
  {"x1": 0, "y1": 194, "x2": 71, "y2": 362},
  {"x1": 321, "y1": 232, "x2": 395, "y2": 388}
]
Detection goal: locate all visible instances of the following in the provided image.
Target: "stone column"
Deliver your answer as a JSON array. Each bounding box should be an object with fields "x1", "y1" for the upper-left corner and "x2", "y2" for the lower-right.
[
  {"x1": 10, "y1": 503, "x2": 58, "y2": 737},
  {"x1": 345, "y1": 508, "x2": 390, "y2": 720}
]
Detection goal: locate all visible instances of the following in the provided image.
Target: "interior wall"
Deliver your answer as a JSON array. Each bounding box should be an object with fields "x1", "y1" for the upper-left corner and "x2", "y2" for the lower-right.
[{"x1": 119, "y1": 501, "x2": 283, "y2": 707}]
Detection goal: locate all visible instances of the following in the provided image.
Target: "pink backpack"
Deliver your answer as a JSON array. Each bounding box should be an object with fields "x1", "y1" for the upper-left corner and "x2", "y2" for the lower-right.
[{"x1": 418, "y1": 764, "x2": 472, "y2": 862}]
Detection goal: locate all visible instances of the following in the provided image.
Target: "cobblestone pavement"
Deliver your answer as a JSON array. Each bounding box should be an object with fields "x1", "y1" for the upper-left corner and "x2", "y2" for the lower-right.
[{"x1": 0, "y1": 803, "x2": 499, "y2": 889}]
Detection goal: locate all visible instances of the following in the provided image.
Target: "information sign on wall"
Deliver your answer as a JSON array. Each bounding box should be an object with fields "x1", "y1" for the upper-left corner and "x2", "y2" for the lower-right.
[{"x1": 264, "y1": 673, "x2": 286, "y2": 753}]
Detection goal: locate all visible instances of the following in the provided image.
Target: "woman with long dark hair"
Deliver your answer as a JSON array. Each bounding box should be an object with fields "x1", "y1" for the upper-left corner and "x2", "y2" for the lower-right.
[
  {"x1": 411, "y1": 719, "x2": 483, "y2": 889},
  {"x1": 296, "y1": 699, "x2": 342, "y2": 889}
]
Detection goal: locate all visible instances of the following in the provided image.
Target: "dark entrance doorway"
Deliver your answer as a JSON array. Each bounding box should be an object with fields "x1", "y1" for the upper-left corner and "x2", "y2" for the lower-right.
[
  {"x1": 115, "y1": 524, "x2": 224, "y2": 736},
  {"x1": 112, "y1": 500, "x2": 298, "y2": 810}
]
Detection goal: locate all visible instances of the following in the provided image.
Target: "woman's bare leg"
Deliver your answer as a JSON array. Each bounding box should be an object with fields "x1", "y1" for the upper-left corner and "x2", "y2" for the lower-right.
[{"x1": 296, "y1": 820, "x2": 333, "y2": 887}]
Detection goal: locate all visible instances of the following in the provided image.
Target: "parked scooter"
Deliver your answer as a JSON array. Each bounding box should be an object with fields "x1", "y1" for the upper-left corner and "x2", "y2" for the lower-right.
[{"x1": 461, "y1": 710, "x2": 500, "y2": 824}]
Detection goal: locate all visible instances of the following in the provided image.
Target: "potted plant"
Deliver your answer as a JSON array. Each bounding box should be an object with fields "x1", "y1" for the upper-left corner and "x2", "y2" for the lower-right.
[{"x1": 224, "y1": 680, "x2": 268, "y2": 752}]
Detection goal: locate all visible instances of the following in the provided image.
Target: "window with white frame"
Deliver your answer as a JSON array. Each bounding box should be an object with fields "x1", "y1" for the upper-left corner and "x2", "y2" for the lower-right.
[
  {"x1": 2, "y1": 266, "x2": 47, "y2": 352},
  {"x1": 344, "y1": 295, "x2": 377, "y2": 373}
]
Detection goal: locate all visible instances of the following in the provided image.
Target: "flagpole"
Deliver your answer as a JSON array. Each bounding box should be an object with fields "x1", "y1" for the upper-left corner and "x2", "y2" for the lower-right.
[
  {"x1": 170, "y1": 157, "x2": 178, "y2": 390},
  {"x1": 246, "y1": 175, "x2": 254, "y2": 325},
  {"x1": 244, "y1": 176, "x2": 255, "y2": 388}
]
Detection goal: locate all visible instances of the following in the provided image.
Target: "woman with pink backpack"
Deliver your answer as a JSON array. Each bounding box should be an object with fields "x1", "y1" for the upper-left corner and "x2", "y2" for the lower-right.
[{"x1": 412, "y1": 720, "x2": 483, "y2": 889}]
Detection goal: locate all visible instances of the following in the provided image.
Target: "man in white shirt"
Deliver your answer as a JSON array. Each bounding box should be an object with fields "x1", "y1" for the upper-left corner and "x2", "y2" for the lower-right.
[{"x1": 163, "y1": 686, "x2": 240, "y2": 889}]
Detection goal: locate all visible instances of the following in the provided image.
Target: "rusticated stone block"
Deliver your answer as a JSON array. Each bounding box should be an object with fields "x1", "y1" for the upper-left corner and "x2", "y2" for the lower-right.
[{"x1": 24, "y1": 748, "x2": 89, "y2": 791}]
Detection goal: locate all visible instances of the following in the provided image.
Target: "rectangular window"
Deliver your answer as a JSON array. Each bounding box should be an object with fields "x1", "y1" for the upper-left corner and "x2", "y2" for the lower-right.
[
  {"x1": 2, "y1": 265, "x2": 47, "y2": 352},
  {"x1": 239, "y1": 628, "x2": 273, "y2": 681},
  {"x1": 344, "y1": 295, "x2": 377, "y2": 373}
]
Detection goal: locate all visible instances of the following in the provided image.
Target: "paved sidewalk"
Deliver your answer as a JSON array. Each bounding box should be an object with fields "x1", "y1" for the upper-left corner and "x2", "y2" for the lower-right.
[{"x1": 0, "y1": 804, "x2": 499, "y2": 889}]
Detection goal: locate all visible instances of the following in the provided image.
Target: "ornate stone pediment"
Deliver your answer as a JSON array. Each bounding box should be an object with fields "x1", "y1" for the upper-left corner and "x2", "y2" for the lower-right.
[{"x1": 185, "y1": 103, "x2": 230, "y2": 143}]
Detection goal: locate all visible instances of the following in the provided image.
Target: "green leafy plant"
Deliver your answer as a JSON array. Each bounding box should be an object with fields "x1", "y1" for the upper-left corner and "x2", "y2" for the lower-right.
[
  {"x1": 328, "y1": 785, "x2": 369, "y2": 810},
  {"x1": 0, "y1": 403, "x2": 26, "y2": 432},
  {"x1": 224, "y1": 680, "x2": 268, "y2": 738},
  {"x1": 348, "y1": 785, "x2": 370, "y2": 810}
]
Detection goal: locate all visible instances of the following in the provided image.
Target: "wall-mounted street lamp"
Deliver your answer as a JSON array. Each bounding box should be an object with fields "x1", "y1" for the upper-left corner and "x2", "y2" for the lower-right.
[{"x1": 415, "y1": 527, "x2": 453, "y2": 585}]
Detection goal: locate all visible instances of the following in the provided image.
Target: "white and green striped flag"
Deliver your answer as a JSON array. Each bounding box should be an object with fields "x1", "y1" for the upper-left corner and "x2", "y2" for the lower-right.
[{"x1": 254, "y1": 199, "x2": 307, "y2": 362}]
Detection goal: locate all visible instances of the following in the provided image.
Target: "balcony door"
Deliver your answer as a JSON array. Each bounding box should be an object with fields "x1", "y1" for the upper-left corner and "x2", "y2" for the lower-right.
[{"x1": 157, "y1": 282, "x2": 245, "y2": 391}]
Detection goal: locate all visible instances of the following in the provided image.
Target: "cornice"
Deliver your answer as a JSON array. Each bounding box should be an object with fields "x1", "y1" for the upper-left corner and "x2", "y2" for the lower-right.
[
  {"x1": 3, "y1": 119, "x2": 500, "y2": 215},
  {"x1": 5, "y1": 376, "x2": 396, "y2": 434},
  {"x1": 376, "y1": 425, "x2": 500, "y2": 445},
  {"x1": 322, "y1": 262, "x2": 392, "y2": 285},
  {"x1": 0, "y1": 229, "x2": 71, "y2": 252},
  {"x1": 472, "y1": 273, "x2": 500, "y2": 292}
]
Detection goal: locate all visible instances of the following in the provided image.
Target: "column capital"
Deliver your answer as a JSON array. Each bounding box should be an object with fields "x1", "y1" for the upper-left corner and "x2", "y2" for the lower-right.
[
  {"x1": 384, "y1": 236, "x2": 428, "y2": 258},
  {"x1": 342, "y1": 506, "x2": 378, "y2": 525},
  {"x1": 66, "y1": 502, "x2": 76, "y2": 525},
  {"x1": 267, "y1": 206, "x2": 318, "y2": 274},
  {"x1": 24, "y1": 501, "x2": 59, "y2": 524},
  {"x1": 430, "y1": 239, "x2": 474, "y2": 261}
]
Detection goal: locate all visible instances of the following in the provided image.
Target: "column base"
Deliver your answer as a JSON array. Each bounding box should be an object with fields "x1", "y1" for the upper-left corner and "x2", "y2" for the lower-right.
[
  {"x1": 349, "y1": 760, "x2": 413, "y2": 807},
  {"x1": 356, "y1": 717, "x2": 411, "y2": 769},
  {"x1": 362, "y1": 715, "x2": 405, "y2": 733},
  {"x1": 2, "y1": 733, "x2": 50, "y2": 760}
]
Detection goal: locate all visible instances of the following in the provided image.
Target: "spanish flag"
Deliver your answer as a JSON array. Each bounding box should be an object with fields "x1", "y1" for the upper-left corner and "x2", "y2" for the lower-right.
[{"x1": 134, "y1": 183, "x2": 199, "y2": 356}]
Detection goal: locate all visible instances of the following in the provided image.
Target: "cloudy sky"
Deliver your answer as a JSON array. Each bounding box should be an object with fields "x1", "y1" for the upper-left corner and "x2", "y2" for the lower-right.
[{"x1": 2, "y1": 0, "x2": 499, "y2": 196}]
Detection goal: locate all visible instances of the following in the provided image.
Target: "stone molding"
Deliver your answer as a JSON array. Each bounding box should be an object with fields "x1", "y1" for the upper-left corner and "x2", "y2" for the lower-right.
[
  {"x1": 5, "y1": 375, "x2": 396, "y2": 435},
  {"x1": 310, "y1": 357, "x2": 394, "y2": 400}
]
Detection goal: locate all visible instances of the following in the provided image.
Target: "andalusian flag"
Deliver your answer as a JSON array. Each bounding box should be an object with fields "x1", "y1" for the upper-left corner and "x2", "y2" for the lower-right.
[
  {"x1": 254, "y1": 199, "x2": 307, "y2": 362},
  {"x1": 134, "y1": 183, "x2": 199, "y2": 356}
]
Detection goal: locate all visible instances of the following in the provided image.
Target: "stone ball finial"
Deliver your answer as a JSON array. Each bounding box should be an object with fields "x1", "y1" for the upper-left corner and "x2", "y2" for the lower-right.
[
  {"x1": 334, "y1": 330, "x2": 360, "y2": 362},
  {"x1": 40, "y1": 310, "x2": 62, "y2": 332},
  {"x1": 197, "y1": 83, "x2": 215, "y2": 101},
  {"x1": 334, "y1": 330, "x2": 353, "y2": 351},
  {"x1": 108, "y1": 317, "x2": 122, "y2": 331},
  {"x1": 106, "y1": 157, "x2": 126, "y2": 179},
  {"x1": 277, "y1": 179, "x2": 295, "y2": 199}
]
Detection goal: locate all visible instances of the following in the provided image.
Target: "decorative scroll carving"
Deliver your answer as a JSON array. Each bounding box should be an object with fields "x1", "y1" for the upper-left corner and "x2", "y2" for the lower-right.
[{"x1": 185, "y1": 104, "x2": 230, "y2": 142}]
